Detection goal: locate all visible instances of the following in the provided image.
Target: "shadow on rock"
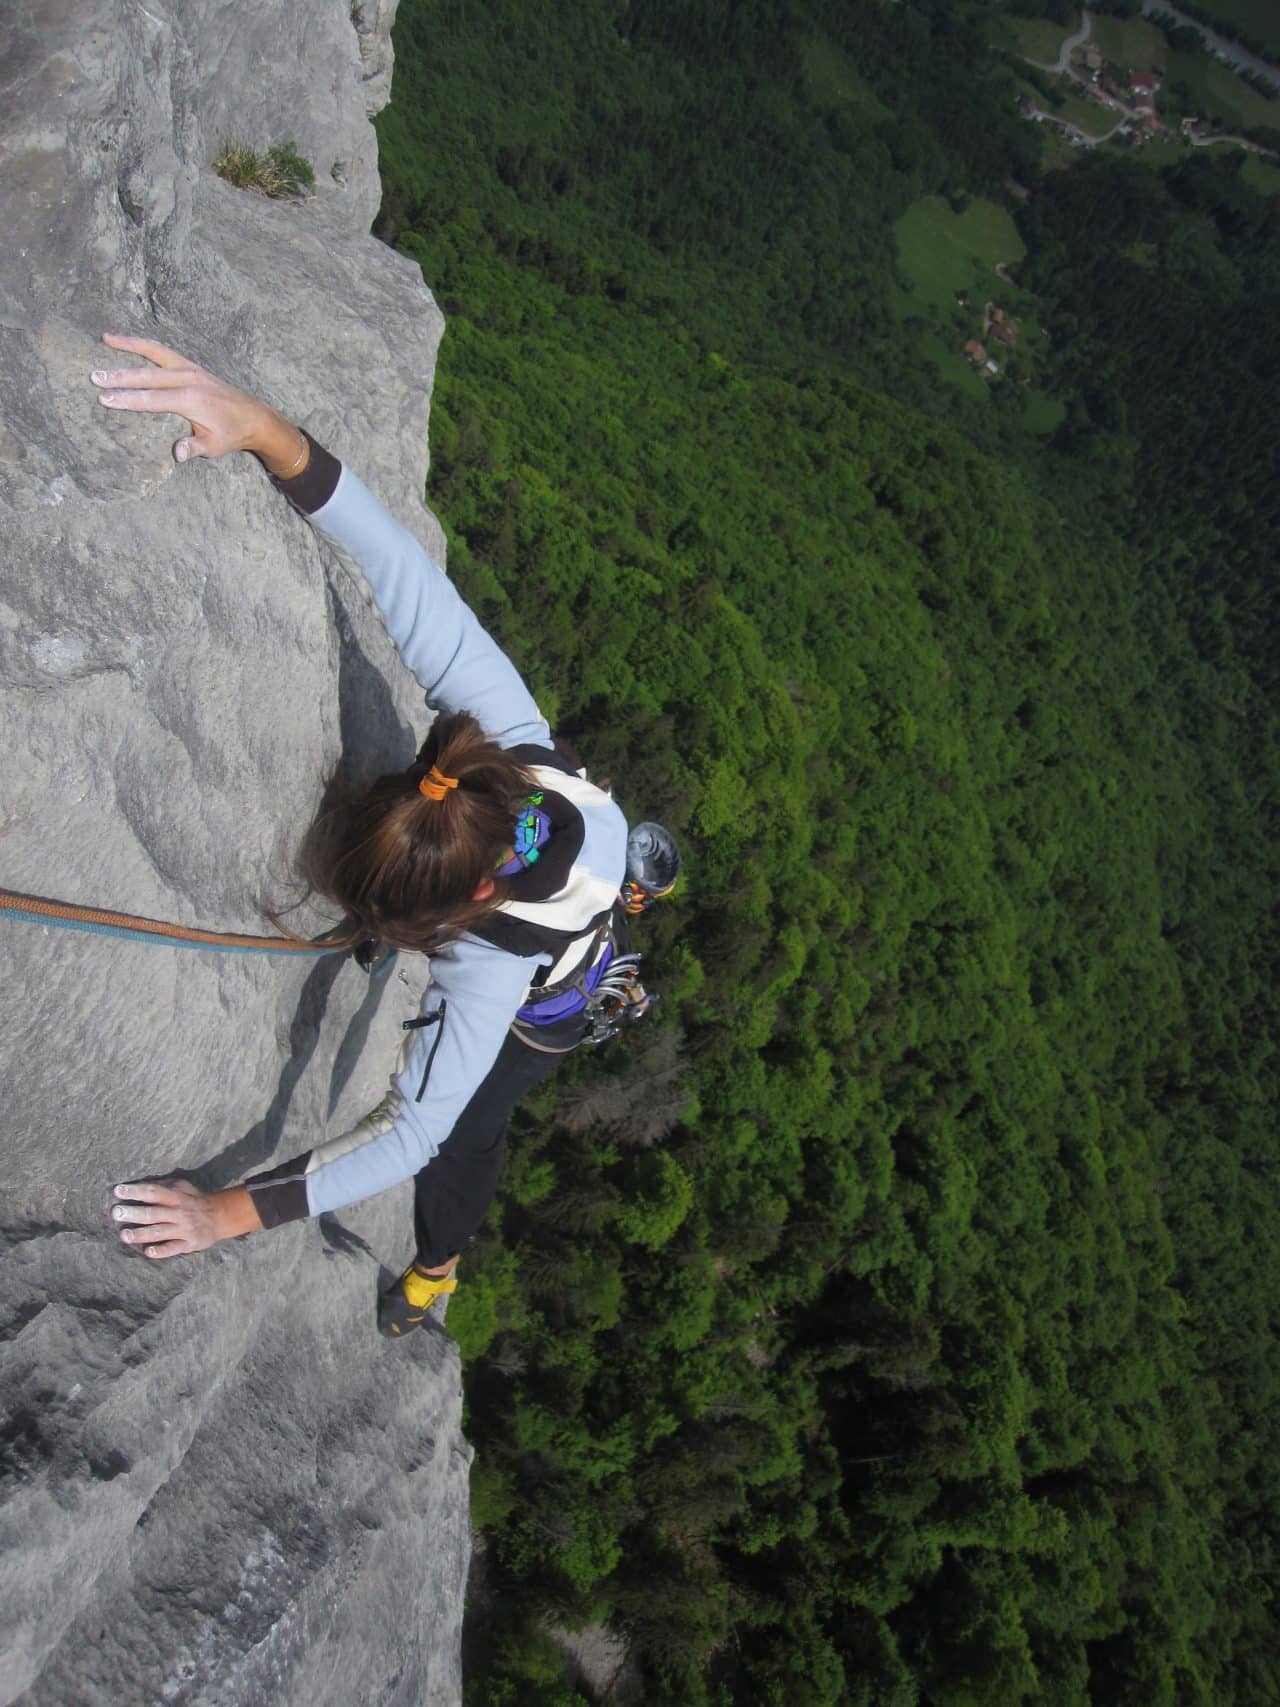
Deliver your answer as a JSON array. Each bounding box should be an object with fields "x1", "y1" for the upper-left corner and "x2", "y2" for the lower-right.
[
  {"x1": 323, "y1": 562, "x2": 418, "y2": 784},
  {"x1": 318, "y1": 1215, "x2": 376, "y2": 1263},
  {"x1": 326, "y1": 967, "x2": 386, "y2": 1118},
  {"x1": 207, "y1": 954, "x2": 348, "y2": 1185}
]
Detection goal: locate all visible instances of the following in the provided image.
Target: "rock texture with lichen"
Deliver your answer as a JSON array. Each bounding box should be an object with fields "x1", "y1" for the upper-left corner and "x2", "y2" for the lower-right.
[{"x1": 0, "y1": 3, "x2": 469, "y2": 1701}]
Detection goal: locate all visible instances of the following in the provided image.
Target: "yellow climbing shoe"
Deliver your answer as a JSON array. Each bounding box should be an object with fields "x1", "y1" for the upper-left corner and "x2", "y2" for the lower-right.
[{"x1": 378, "y1": 1263, "x2": 458, "y2": 1338}]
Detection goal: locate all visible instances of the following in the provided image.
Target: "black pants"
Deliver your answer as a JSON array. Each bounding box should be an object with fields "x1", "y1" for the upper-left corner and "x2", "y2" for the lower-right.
[{"x1": 412, "y1": 1014, "x2": 588, "y2": 1266}]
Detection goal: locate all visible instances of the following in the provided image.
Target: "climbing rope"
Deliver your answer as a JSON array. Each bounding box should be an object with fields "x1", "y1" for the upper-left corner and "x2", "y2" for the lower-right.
[{"x1": 0, "y1": 887, "x2": 345, "y2": 958}]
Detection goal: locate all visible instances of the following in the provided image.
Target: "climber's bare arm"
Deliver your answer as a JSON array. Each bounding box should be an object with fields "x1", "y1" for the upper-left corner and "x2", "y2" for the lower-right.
[
  {"x1": 91, "y1": 333, "x2": 308, "y2": 478},
  {"x1": 112, "y1": 1179, "x2": 263, "y2": 1259}
]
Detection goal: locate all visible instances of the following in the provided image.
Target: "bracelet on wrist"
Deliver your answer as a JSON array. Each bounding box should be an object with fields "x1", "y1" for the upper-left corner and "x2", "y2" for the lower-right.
[{"x1": 265, "y1": 430, "x2": 309, "y2": 481}]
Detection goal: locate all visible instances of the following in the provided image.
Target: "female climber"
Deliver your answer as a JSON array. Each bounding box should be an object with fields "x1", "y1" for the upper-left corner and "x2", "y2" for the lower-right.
[{"x1": 92, "y1": 334, "x2": 680, "y2": 1337}]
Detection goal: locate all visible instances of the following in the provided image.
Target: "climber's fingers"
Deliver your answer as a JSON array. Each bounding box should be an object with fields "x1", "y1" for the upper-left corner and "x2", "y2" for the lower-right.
[
  {"x1": 174, "y1": 434, "x2": 214, "y2": 463},
  {"x1": 116, "y1": 1214, "x2": 183, "y2": 1250},
  {"x1": 96, "y1": 386, "x2": 177, "y2": 414},
  {"x1": 93, "y1": 357, "x2": 268, "y2": 464},
  {"x1": 91, "y1": 364, "x2": 202, "y2": 391},
  {"x1": 112, "y1": 1189, "x2": 189, "y2": 1255},
  {"x1": 134, "y1": 1235, "x2": 198, "y2": 1260},
  {"x1": 95, "y1": 383, "x2": 213, "y2": 420},
  {"x1": 126, "y1": 1223, "x2": 195, "y2": 1258},
  {"x1": 112, "y1": 1179, "x2": 220, "y2": 1258},
  {"x1": 114, "y1": 1179, "x2": 194, "y2": 1207},
  {"x1": 111, "y1": 1197, "x2": 200, "y2": 1227},
  {"x1": 99, "y1": 332, "x2": 192, "y2": 370},
  {"x1": 112, "y1": 1203, "x2": 169, "y2": 1227}
]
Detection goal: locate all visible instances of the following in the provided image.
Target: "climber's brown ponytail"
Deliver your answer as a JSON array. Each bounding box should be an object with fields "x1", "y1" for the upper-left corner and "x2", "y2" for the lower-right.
[{"x1": 293, "y1": 711, "x2": 537, "y2": 954}]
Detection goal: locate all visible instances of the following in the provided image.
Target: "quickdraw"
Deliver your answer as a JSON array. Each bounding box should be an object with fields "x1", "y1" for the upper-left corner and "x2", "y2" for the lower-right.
[{"x1": 581, "y1": 951, "x2": 658, "y2": 1045}]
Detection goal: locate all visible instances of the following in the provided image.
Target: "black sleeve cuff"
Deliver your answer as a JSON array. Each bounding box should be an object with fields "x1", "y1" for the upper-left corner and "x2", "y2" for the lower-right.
[
  {"x1": 269, "y1": 430, "x2": 342, "y2": 515},
  {"x1": 245, "y1": 1154, "x2": 313, "y2": 1227}
]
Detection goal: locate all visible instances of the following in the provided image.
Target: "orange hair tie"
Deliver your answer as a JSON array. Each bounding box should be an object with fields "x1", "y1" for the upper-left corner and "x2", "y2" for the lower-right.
[{"x1": 419, "y1": 765, "x2": 459, "y2": 802}]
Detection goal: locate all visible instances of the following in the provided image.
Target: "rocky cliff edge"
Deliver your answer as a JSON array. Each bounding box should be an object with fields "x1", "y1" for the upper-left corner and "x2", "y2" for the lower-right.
[{"x1": 0, "y1": 3, "x2": 469, "y2": 1701}]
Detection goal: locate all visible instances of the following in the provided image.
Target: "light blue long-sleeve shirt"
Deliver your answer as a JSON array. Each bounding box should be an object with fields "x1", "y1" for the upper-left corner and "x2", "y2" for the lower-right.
[{"x1": 245, "y1": 466, "x2": 627, "y2": 1226}]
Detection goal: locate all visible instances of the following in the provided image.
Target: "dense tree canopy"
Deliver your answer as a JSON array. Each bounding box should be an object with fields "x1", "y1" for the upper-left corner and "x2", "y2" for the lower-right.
[{"x1": 376, "y1": 2, "x2": 1278, "y2": 1700}]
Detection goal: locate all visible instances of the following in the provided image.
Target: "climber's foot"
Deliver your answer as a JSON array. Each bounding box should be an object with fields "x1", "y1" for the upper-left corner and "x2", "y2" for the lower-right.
[{"x1": 377, "y1": 1262, "x2": 457, "y2": 1339}]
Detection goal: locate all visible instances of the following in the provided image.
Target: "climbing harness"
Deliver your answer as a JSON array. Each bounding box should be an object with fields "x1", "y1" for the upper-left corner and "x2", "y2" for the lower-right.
[
  {"x1": 0, "y1": 887, "x2": 345, "y2": 959},
  {"x1": 509, "y1": 909, "x2": 661, "y2": 1053}
]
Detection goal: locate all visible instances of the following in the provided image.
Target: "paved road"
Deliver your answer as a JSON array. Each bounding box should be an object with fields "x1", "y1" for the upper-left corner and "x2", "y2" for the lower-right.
[
  {"x1": 1140, "y1": 0, "x2": 1280, "y2": 93},
  {"x1": 1062, "y1": 114, "x2": 1128, "y2": 146},
  {"x1": 1081, "y1": 117, "x2": 1129, "y2": 145},
  {"x1": 1190, "y1": 130, "x2": 1274, "y2": 152},
  {"x1": 1024, "y1": 7, "x2": 1094, "y2": 74}
]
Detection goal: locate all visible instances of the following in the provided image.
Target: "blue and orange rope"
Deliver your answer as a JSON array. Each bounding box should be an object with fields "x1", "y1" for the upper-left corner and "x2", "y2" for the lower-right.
[{"x1": 0, "y1": 887, "x2": 344, "y2": 958}]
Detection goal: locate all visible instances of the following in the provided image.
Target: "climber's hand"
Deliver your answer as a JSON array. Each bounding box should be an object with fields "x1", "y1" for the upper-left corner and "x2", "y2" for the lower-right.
[
  {"x1": 111, "y1": 1179, "x2": 263, "y2": 1258},
  {"x1": 91, "y1": 334, "x2": 305, "y2": 476}
]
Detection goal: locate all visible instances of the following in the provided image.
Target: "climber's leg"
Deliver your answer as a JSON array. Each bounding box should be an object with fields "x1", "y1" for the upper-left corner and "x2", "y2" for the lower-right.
[
  {"x1": 378, "y1": 1016, "x2": 587, "y2": 1337},
  {"x1": 411, "y1": 1023, "x2": 582, "y2": 1266}
]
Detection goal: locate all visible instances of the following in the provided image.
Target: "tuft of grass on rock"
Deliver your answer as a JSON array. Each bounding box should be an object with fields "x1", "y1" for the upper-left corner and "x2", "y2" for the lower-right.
[{"x1": 213, "y1": 140, "x2": 316, "y2": 200}]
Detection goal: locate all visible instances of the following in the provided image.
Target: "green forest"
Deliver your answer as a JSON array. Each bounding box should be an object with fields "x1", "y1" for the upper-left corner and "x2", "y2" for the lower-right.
[{"x1": 373, "y1": 1, "x2": 1278, "y2": 1700}]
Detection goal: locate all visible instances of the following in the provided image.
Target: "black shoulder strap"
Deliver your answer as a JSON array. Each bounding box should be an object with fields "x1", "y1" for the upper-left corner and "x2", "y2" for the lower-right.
[
  {"x1": 507, "y1": 735, "x2": 587, "y2": 776},
  {"x1": 468, "y1": 911, "x2": 593, "y2": 960}
]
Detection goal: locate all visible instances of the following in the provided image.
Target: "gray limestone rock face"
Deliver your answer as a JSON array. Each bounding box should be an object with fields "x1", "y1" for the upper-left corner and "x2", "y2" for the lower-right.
[{"x1": 0, "y1": 3, "x2": 470, "y2": 1701}]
